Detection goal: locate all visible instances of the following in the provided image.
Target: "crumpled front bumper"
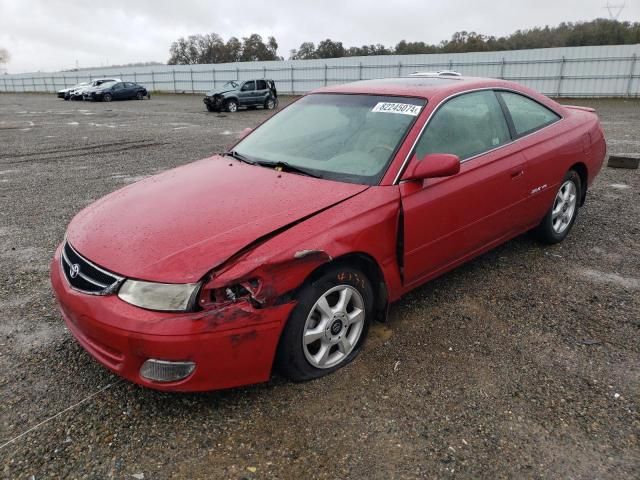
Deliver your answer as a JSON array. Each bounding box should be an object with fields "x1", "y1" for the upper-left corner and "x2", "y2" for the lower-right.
[
  {"x1": 203, "y1": 95, "x2": 223, "y2": 107},
  {"x1": 50, "y1": 244, "x2": 295, "y2": 392}
]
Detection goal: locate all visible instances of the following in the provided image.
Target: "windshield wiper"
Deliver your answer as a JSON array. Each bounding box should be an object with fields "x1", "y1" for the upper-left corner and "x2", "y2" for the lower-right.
[
  {"x1": 256, "y1": 161, "x2": 322, "y2": 179},
  {"x1": 223, "y1": 150, "x2": 255, "y2": 165}
]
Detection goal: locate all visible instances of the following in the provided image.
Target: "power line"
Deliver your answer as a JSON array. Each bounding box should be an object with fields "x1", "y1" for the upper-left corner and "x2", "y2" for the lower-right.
[{"x1": 604, "y1": 1, "x2": 626, "y2": 20}]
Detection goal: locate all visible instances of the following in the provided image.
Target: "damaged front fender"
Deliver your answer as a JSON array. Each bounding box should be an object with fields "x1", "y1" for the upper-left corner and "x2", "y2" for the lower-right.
[
  {"x1": 198, "y1": 186, "x2": 404, "y2": 316},
  {"x1": 199, "y1": 248, "x2": 333, "y2": 309}
]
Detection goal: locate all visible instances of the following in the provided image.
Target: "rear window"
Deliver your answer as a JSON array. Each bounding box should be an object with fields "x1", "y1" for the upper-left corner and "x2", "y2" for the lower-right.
[
  {"x1": 498, "y1": 91, "x2": 560, "y2": 137},
  {"x1": 256, "y1": 80, "x2": 267, "y2": 90}
]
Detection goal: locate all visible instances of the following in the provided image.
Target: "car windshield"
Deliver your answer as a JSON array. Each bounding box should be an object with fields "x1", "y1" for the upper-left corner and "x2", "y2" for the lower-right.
[
  {"x1": 98, "y1": 81, "x2": 117, "y2": 88},
  {"x1": 233, "y1": 94, "x2": 425, "y2": 185},
  {"x1": 223, "y1": 81, "x2": 238, "y2": 89}
]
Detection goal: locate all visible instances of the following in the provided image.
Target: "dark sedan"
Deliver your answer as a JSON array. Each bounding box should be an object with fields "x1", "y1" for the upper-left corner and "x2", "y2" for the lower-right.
[{"x1": 84, "y1": 81, "x2": 150, "y2": 102}]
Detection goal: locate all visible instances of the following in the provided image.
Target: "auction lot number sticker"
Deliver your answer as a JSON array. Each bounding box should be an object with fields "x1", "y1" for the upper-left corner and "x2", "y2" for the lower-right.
[{"x1": 372, "y1": 102, "x2": 422, "y2": 116}]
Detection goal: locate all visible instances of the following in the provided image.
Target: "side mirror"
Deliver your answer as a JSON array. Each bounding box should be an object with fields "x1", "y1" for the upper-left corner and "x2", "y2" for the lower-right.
[
  {"x1": 238, "y1": 127, "x2": 252, "y2": 140},
  {"x1": 403, "y1": 153, "x2": 460, "y2": 181}
]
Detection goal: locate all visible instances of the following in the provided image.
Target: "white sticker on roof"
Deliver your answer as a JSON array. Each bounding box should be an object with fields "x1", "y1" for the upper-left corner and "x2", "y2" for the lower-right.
[{"x1": 371, "y1": 102, "x2": 422, "y2": 116}]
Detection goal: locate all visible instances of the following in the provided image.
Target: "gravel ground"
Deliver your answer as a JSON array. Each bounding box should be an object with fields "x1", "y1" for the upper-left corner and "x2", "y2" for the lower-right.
[{"x1": 0, "y1": 93, "x2": 638, "y2": 479}]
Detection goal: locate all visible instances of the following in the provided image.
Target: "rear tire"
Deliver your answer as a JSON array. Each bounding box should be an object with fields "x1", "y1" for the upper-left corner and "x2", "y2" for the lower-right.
[
  {"x1": 136, "y1": 91, "x2": 144, "y2": 100},
  {"x1": 276, "y1": 266, "x2": 373, "y2": 382},
  {"x1": 103, "y1": 93, "x2": 112, "y2": 102},
  {"x1": 532, "y1": 169, "x2": 581, "y2": 244},
  {"x1": 264, "y1": 97, "x2": 276, "y2": 110}
]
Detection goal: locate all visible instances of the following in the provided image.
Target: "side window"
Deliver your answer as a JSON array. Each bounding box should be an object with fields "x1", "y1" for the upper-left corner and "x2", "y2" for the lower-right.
[
  {"x1": 241, "y1": 81, "x2": 255, "y2": 92},
  {"x1": 112, "y1": 83, "x2": 122, "y2": 90},
  {"x1": 415, "y1": 90, "x2": 510, "y2": 161},
  {"x1": 256, "y1": 80, "x2": 267, "y2": 90},
  {"x1": 499, "y1": 91, "x2": 560, "y2": 136}
]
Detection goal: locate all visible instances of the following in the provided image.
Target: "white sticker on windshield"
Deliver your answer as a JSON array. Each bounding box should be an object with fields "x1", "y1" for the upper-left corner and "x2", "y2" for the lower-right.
[{"x1": 371, "y1": 102, "x2": 422, "y2": 116}]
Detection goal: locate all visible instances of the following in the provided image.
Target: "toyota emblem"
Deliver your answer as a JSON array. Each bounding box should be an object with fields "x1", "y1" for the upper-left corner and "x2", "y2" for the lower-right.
[{"x1": 69, "y1": 263, "x2": 80, "y2": 279}]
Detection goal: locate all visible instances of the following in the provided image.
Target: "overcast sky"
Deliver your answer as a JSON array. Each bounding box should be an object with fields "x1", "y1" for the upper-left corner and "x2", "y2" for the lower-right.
[{"x1": 1, "y1": 0, "x2": 638, "y2": 73}]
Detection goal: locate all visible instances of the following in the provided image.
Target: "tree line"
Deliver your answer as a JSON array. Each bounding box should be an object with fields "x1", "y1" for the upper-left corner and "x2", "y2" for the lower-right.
[
  {"x1": 168, "y1": 33, "x2": 279, "y2": 64},
  {"x1": 168, "y1": 19, "x2": 640, "y2": 65}
]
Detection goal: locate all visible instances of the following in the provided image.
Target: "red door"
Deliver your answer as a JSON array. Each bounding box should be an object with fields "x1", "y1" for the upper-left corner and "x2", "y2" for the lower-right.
[{"x1": 398, "y1": 90, "x2": 529, "y2": 288}]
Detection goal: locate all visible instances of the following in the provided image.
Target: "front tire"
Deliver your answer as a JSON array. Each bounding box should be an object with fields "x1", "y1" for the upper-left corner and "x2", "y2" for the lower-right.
[
  {"x1": 276, "y1": 266, "x2": 373, "y2": 382},
  {"x1": 532, "y1": 169, "x2": 581, "y2": 244},
  {"x1": 102, "y1": 93, "x2": 112, "y2": 102},
  {"x1": 225, "y1": 99, "x2": 238, "y2": 113}
]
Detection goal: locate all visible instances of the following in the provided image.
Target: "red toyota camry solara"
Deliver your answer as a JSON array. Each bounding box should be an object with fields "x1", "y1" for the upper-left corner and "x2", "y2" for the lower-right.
[{"x1": 51, "y1": 75, "x2": 606, "y2": 391}]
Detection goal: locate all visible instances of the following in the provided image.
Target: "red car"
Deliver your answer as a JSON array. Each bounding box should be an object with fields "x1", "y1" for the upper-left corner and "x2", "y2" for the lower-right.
[{"x1": 51, "y1": 75, "x2": 606, "y2": 391}]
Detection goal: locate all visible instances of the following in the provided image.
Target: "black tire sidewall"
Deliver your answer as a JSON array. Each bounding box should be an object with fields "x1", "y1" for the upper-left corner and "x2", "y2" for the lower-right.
[
  {"x1": 136, "y1": 92, "x2": 144, "y2": 100},
  {"x1": 103, "y1": 93, "x2": 112, "y2": 102},
  {"x1": 536, "y1": 170, "x2": 581, "y2": 244},
  {"x1": 276, "y1": 266, "x2": 374, "y2": 381}
]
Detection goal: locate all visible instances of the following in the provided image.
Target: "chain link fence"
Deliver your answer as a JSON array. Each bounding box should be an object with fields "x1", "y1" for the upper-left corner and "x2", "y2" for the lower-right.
[{"x1": 1, "y1": 44, "x2": 639, "y2": 97}]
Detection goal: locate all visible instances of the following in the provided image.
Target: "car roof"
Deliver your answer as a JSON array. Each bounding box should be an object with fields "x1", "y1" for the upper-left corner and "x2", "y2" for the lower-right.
[{"x1": 311, "y1": 76, "x2": 523, "y2": 99}]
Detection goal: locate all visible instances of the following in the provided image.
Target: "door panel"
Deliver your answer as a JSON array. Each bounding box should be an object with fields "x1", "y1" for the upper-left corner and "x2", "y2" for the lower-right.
[
  {"x1": 125, "y1": 83, "x2": 136, "y2": 99},
  {"x1": 399, "y1": 90, "x2": 529, "y2": 287},
  {"x1": 239, "y1": 81, "x2": 255, "y2": 105},
  {"x1": 111, "y1": 83, "x2": 124, "y2": 99},
  {"x1": 401, "y1": 149, "x2": 527, "y2": 287}
]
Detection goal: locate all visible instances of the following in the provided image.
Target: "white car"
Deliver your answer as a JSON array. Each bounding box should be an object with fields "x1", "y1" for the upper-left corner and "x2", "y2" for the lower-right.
[{"x1": 57, "y1": 82, "x2": 89, "y2": 99}]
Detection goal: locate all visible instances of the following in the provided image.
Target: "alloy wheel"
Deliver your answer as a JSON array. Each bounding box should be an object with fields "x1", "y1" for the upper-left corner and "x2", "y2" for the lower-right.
[
  {"x1": 302, "y1": 285, "x2": 365, "y2": 369},
  {"x1": 551, "y1": 180, "x2": 577, "y2": 234}
]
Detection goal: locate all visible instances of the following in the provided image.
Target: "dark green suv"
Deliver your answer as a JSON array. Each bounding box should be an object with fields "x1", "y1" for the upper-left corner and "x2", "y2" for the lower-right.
[{"x1": 203, "y1": 79, "x2": 278, "y2": 113}]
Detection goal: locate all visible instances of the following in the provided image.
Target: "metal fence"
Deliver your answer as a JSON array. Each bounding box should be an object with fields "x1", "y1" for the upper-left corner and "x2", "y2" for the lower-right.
[{"x1": 1, "y1": 44, "x2": 639, "y2": 97}]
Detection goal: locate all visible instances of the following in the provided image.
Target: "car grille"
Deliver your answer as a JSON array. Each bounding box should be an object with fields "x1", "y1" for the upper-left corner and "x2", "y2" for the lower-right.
[{"x1": 61, "y1": 241, "x2": 123, "y2": 295}]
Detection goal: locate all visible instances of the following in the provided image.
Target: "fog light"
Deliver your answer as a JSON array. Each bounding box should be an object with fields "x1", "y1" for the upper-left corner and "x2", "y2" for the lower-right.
[{"x1": 139, "y1": 359, "x2": 196, "y2": 383}]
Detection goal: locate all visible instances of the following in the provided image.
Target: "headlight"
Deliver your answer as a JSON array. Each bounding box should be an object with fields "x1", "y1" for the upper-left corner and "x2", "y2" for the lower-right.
[{"x1": 118, "y1": 279, "x2": 200, "y2": 312}]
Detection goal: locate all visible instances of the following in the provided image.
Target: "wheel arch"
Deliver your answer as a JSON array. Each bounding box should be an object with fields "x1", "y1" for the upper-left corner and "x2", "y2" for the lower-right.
[
  {"x1": 271, "y1": 251, "x2": 389, "y2": 378},
  {"x1": 569, "y1": 162, "x2": 588, "y2": 206},
  {"x1": 298, "y1": 252, "x2": 389, "y2": 322}
]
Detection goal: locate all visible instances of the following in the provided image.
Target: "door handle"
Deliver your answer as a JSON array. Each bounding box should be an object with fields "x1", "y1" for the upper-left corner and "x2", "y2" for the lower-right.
[{"x1": 510, "y1": 169, "x2": 524, "y2": 179}]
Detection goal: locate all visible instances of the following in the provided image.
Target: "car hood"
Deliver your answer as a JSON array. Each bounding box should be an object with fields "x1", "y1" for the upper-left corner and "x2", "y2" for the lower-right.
[
  {"x1": 206, "y1": 87, "x2": 236, "y2": 96},
  {"x1": 66, "y1": 156, "x2": 368, "y2": 283}
]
